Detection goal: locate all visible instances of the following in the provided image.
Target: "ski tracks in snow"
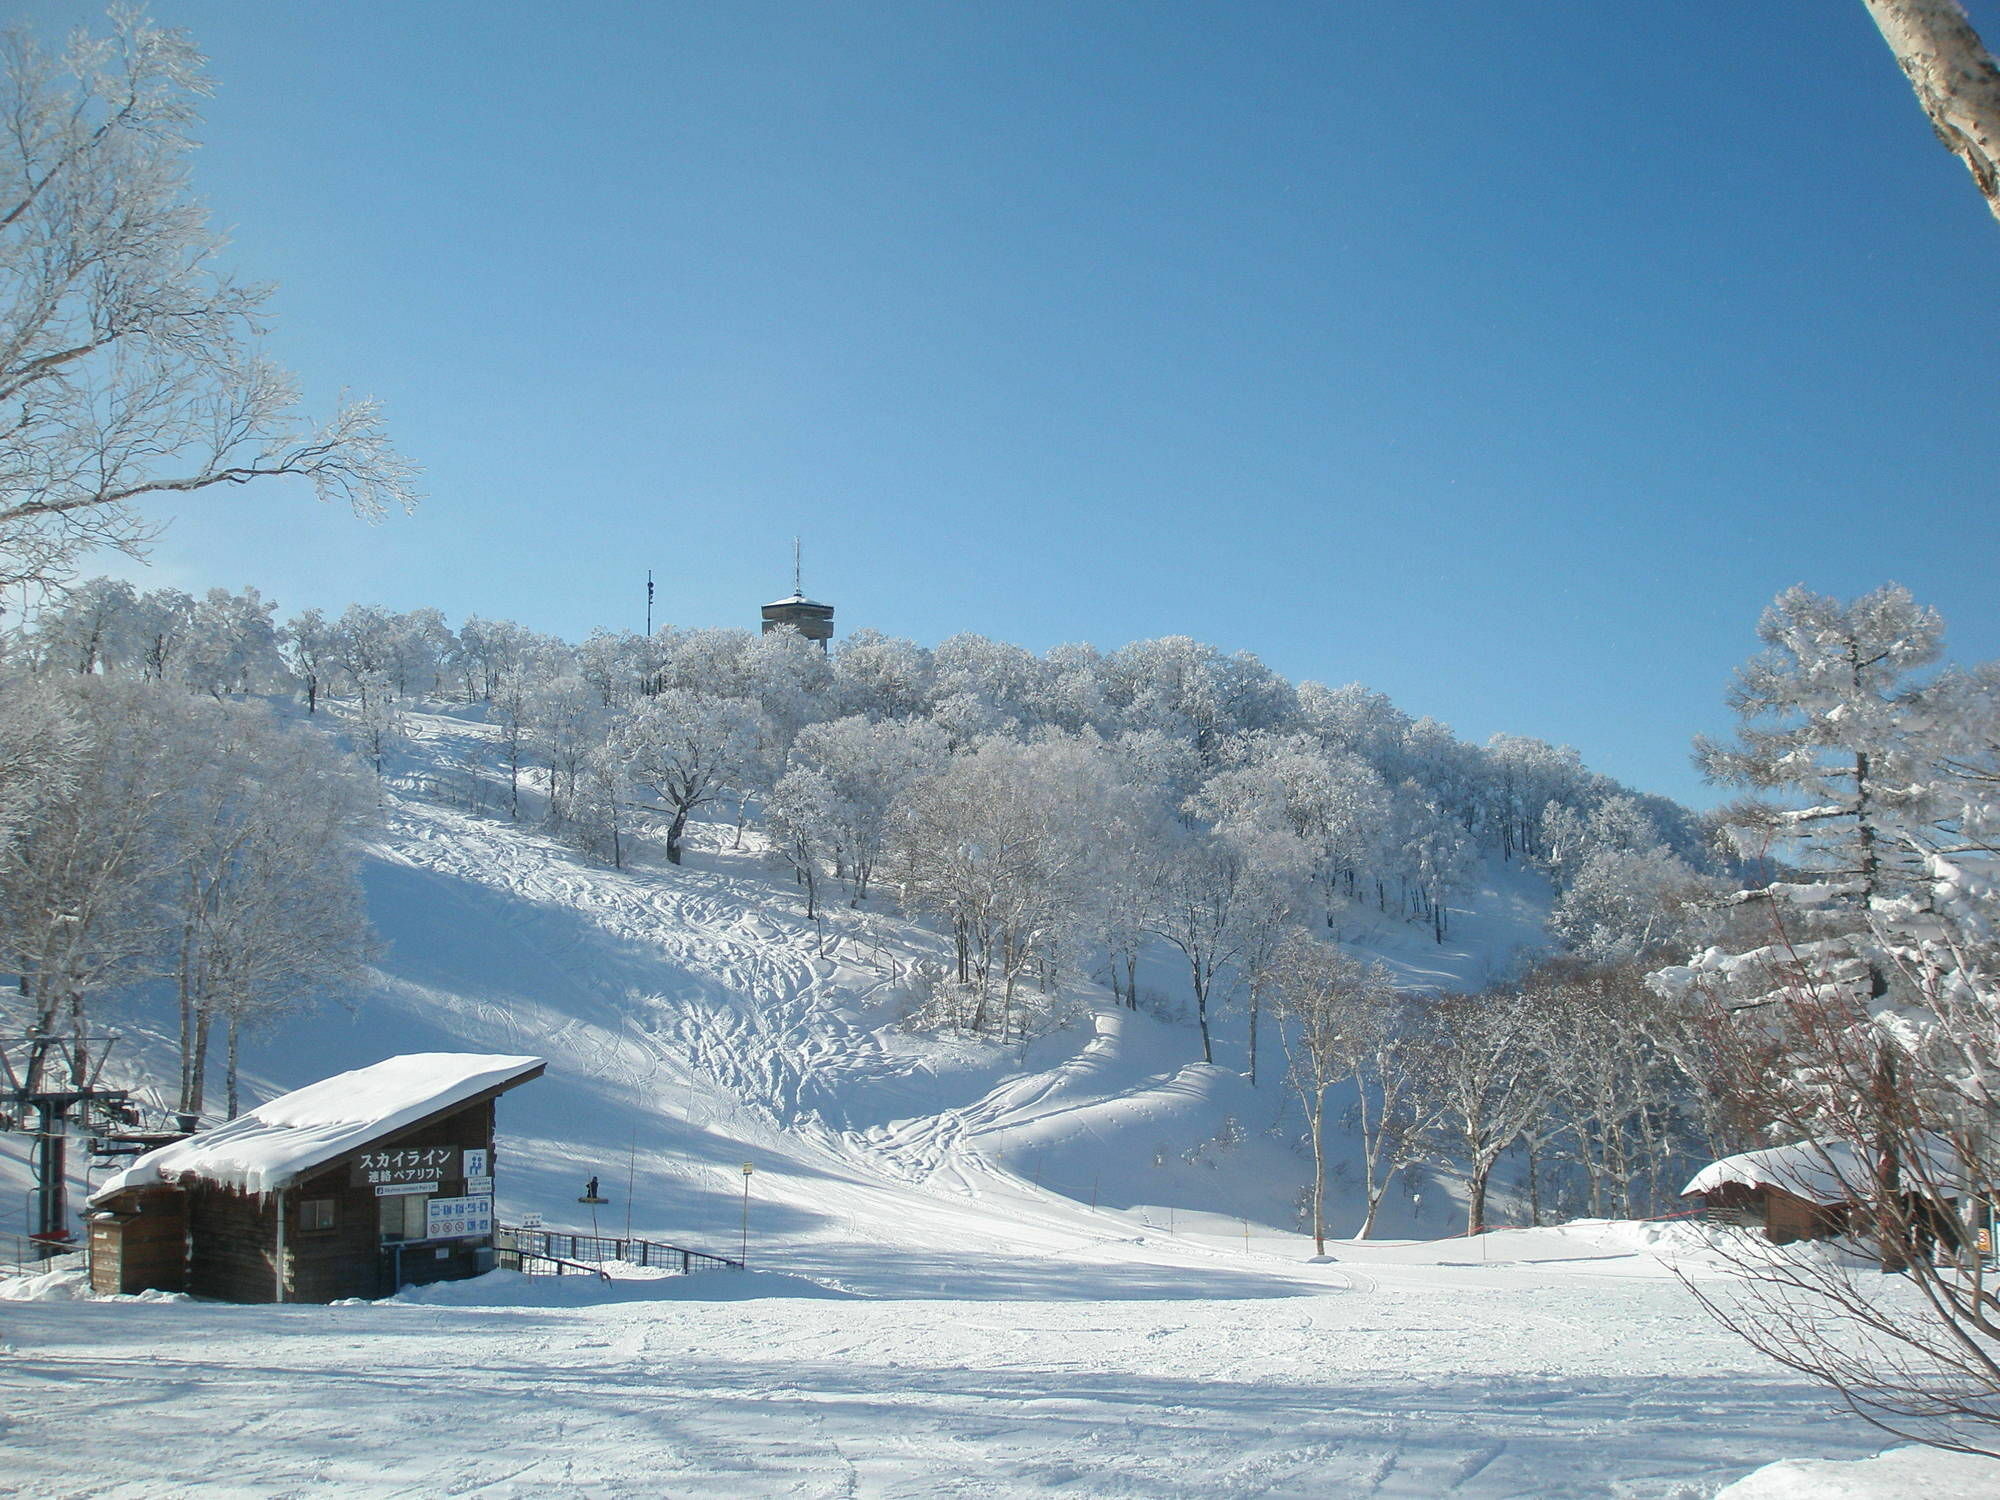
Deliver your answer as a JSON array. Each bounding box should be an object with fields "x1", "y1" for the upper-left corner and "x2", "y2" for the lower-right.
[{"x1": 372, "y1": 796, "x2": 937, "y2": 1152}]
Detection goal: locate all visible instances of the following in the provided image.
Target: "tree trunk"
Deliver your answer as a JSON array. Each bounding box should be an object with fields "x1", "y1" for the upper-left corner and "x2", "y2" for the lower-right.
[
  {"x1": 665, "y1": 806, "x2": 688, "y2": 865},
  {"x1": 226, "y1": 1014, "x2": 241, "y2": 1120},
  {"x1": 1865, "y1": 0, "x2": 2000, "y2": 225},
  {"x1": 188, "y1": 1011, "x2": 212, "y2": 1115},
  {"x1": 1466, "y1": 1159, "x2": 1492, "y2": 1236},
  {"x1": 1309, "y1": 1092, "x2": 1328, "y2": 1255}
]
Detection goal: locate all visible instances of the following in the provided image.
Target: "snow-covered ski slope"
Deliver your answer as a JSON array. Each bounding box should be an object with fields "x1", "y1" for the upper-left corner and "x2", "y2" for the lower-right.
[
  {"x1": 109, "y1": 704, "x2": 1517, "y2": 1265},
  {"x1": 0, "y1": 706, "x2": 1925, "y2": 1495}
]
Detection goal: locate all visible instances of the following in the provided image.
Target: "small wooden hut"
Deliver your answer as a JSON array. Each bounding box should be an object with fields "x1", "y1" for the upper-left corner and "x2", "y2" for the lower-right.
[
  {"x1": 1683, "y1": 1136, "x2": 1961, "y2": 1251},
  {"x1": 87, "y1": 1053, "x2": 544, "y2": 1303}
]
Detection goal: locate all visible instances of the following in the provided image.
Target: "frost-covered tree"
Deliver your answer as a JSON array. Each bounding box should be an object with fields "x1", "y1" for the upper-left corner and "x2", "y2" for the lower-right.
[
  {"x1": 182, "y1": 587, "x2": 288, "y2": 698},
  {"x1": 163, "y1": 699, "x2": 375, "y2": 1116},
  {"x1": 1420, "y1": 986, "x2": 1561, "y2": 1236},
  {"x1": 766, "y1": 765, "x2": 839, "y2": 919},
  {"x1": 0, "y1": 7, "x2": 415, "y2": 599},
  {"x1": 613, "y1": 689, "x2": 766, "y2": 865},
  {"x1": 789, "y1": 715, "x2": 949, "y2": 901},
  {"x1": 1265, "y1": 932, "x2": 1401, "y2": 1252},
  {"x1": 0, "y1": 670, "x2": 78, "y2": 845},
  {"x1": 890, "y1": 735, "x2": 1133, "y2": 1037},
  {"x1": 24, "y1": 577, "x2": 140, "y2": 673},
  {"x1": 832, "y1": 628, "x2": 935, "y2": 720},
  {"x1": 0, "y1": 678, "x2": 189, "y2": 1088},
  {"x1": 280, "y1": 608, "x2": 339, "y2": 713},
  {"x1": 1696, "y1": 583, "x2": 1944, "y2": 953},
  {"x1": 1146, "y1": 793, "x2": 1308, "y2": 1064},
  {"x1": 1104, "y1": 636, "x2": 1296, "y2": 759},
  {"x1": 528, "y1": 673, "x2": 605, "y2": 828},
  {"x1": 1655, "y1": 585, "x2": 2000, "y2": 1449}
]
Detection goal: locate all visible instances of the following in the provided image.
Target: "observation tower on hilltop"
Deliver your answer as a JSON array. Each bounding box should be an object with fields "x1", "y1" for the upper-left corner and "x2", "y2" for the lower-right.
[{"x1": 760, "y1": 539, "x2": 834, "y2": 651}]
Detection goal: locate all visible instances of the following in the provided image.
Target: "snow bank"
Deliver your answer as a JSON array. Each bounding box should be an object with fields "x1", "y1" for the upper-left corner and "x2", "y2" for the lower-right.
[
  {"x1": 90, "y1": 1052, "x2": 544, "y2": 1201},
  {"x1": 1717, "y1": 1444, "x2": 2000, "y2": 1497},
  {"x1": 0, "y1": 1265, "x2": 91, "y2": 1302}
]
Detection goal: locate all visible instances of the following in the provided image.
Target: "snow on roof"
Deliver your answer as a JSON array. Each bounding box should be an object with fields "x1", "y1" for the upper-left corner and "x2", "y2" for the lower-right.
[
  {"x1": 90, "y1": 1053, "x2": 544, "y2": 1202},
  {"x1": 1683, "y1": 1135, "x2": 1959, "y2": 1205},
  {"x1": 763, "y1": 592, "x2": 832, "y2": 610}
]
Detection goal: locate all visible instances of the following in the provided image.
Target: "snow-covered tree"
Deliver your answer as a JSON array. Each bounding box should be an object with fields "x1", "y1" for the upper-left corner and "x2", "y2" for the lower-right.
[
  {"x1": 24, "y1": 577, "x2": 141, "y2": 674},
  {"x1": 162, "y1": 699, "x2": 376, "y2": 1115},
  {"x1": 890, "y1": 735, "x2": 1133, "y2": 1037},
  {"x1": 614, "y1": 689, "x2": 766, "y2": 865},
  {"x1": 281, "y1": 608, "x2": 339, "y2": 714},
  {"x1": 832, "y1": 628, "x2": 935, "y2": 720},
  {"x1": 1419, "y1": 985, "x2": 1561, "y2": 1236},
  {"x1": 0, "y1": 678, "x2": 189, "y2": 1087},
  {"x1": 1265, "y1": 932, "x2": 1401, "y2": 1252},
  {"x1": 528, "y1": 674, "x2": 605, "y2": 829},
  {"x1": 789, "y1": 715, "x2": 949, "y2": 901},
  {"x1": 1655, "y1": 584, "x2": 2000, "y2": 1449},
  {"x1": 1145, "y1": 794, "x2": 1308, "y2": 1064},
  {"x1": 766, "y1": 765, "x2": 840, "y2": 919},
  {"x1": 0, "y1": 8, "x2": 415, "y2": 600}
]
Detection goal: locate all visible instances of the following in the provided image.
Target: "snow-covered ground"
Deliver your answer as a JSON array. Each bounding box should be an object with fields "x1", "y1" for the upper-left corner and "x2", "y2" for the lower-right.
[
  {"x1": 0, "y1": 706, "x2": 1984, "y2": 1495},
  {"x1": 0, "y1": 1226, "x2": 1908, "y2": 1498}
]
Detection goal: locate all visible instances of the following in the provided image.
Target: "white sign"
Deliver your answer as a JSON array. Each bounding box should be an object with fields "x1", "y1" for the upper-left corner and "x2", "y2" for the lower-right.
[
  {"x1": 426, "y1": 1195, "x2": 494, "y2": 1240},
  {"x1": 464, "y1": 1148, "x2": 489, "y2": 1178},
  {"x1": 466, "y1": 1175, "x2": 494, "y2": 1194},
  {"x1": 520, "y1": 1211, "x2": 543, "y2": 1229},
  {"x1": 374, "y1": 1181, "x2": 438, "y2": 1197}
]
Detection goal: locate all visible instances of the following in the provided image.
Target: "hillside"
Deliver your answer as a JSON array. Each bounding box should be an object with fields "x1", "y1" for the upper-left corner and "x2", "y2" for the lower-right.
[{"x1": 6, "y1": 701, "x2": 1553, "y2": 1261}]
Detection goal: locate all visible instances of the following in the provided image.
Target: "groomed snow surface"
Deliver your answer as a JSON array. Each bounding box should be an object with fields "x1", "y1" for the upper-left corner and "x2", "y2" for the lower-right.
[
  {"x1": 2, "y1": 705, "x2": 1989, "y2": 1496},
  {"x1": 0, "y1": 1225, "x2": 1943, "y2": 1498}
]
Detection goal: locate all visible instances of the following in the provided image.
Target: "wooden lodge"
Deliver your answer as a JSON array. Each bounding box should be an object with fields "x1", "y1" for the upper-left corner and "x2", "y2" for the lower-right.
[{"x1": 86, "y1": 1053, "x2": 544, "y2": 1303}]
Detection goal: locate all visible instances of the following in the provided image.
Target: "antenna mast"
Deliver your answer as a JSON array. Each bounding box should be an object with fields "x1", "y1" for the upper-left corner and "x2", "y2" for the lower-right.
[
  {"x1": 645, "y1": 569, "x2": 654, "y2": 637},
  {"x1": 793, "y1": 537, "x2": 802, "y2": 597}
]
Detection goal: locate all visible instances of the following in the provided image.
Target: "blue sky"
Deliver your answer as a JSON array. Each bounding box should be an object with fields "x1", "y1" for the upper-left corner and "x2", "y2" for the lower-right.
[{"x1": 22, "y1": 1, "x2": 2000, "y2": 808}]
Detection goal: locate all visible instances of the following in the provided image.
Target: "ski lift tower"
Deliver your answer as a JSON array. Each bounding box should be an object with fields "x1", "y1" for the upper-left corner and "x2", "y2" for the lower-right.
[
  {"x1": 0, "y1": 1028, "x2": 138, "y2": 1259},
  {"x1": 760, "y1": 539, "x2": 834, "y2": 652}
]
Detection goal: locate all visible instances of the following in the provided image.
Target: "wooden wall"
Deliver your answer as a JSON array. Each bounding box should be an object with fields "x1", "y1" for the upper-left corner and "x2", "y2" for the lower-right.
[
  {"x1": 288, "y1": 1098, "x2": 498, "y2": 1302},
  {"x1": 87, "y1": 1188, "x2": 188, "y2": 1296},
  {"x1": 185, "y1": 1182, "x2": 281, "y2": 1301}
]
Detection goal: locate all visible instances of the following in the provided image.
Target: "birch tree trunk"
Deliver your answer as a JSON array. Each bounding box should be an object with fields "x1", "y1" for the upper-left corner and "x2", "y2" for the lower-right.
[{"x1": 1864, "y1": 0, "x2": 2000, "y2": 224}]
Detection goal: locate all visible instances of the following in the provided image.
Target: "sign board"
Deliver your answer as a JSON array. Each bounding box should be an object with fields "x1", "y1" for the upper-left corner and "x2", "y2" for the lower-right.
[
  {"x1": 465, "y1": 1175, "x2": 494, "y2": 1195},
  {"x1": 374, "y1": 1181, "x2": 438, "y2": 1197},
  {"x1": 425, "y1": 1195, "x2": 494, "y2": 1240},
  {"x1": 464, "y1": 1148, "x2": 489, "y2": 1178},
  {"x1": 352, "y1": 1147, "x2": 459, "y2": 1189},
  {"x1": 520, "y1": 1211, "x2": 543, "y2": 1229}
]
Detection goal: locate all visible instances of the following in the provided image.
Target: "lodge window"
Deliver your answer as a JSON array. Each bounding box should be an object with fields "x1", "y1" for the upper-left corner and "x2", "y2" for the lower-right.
[
  {"x1": 299, "y1": 1198, "x2": 337, "y2": 1232},
  {"x1": 379, "y1": 1194, "x2": 430, "y2": 1242}
]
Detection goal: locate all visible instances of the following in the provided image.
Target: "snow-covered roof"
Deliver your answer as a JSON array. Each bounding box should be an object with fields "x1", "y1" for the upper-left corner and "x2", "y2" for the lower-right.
[
  {"x1": 1682, "y1": 1135, "x2": 1959, "y2": 1205},
  {"x1": 763, "y1": 592, "x2": 832, "y2": 610},
  {"x1": 90, "y1": 1053, "x2": 545, "y2": 1202}
]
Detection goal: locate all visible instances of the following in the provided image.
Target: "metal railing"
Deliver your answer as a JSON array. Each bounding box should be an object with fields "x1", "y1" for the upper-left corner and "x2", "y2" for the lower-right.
[
  {"x1": 498, "y1": 1244, "x2": 612, "y2": 1280},
  {"x1": 0, "y1": 1230, "x2": 83, "y2": 1277},
  {"x1": 497, "y1": 1224, "x2": 742, "y2": 1274}
]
